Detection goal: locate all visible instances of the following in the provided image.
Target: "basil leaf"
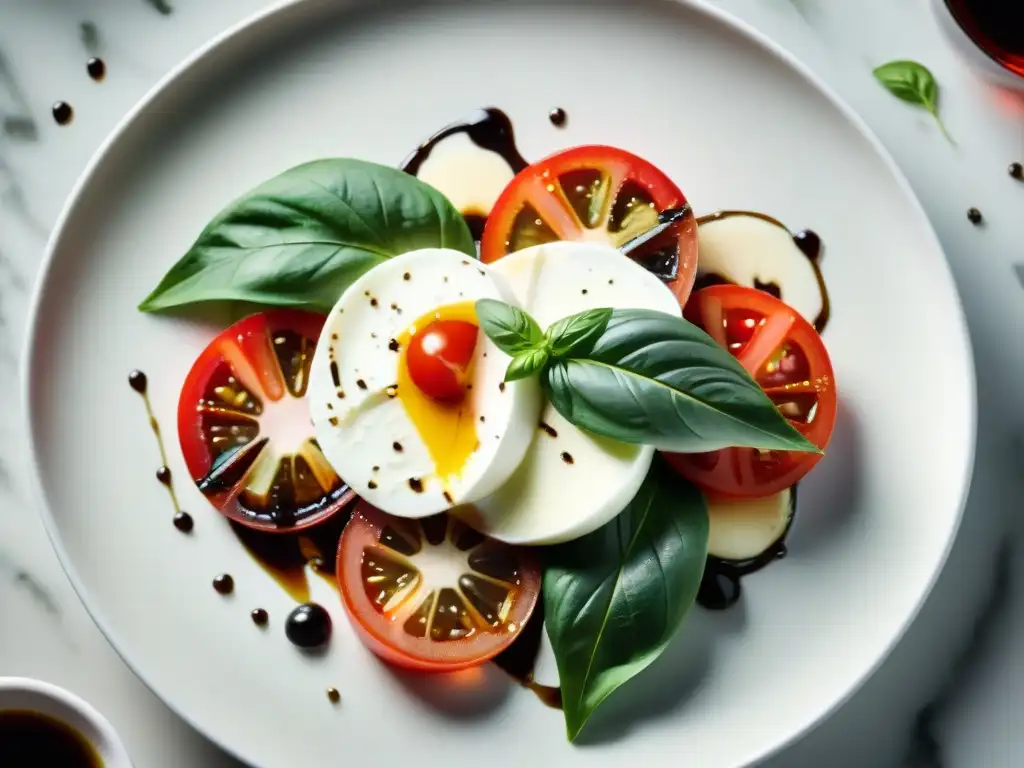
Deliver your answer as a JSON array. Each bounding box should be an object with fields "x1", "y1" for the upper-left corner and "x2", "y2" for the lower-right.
[
  {"x1": 544, "y1": 308, "x2": 820, "y2": 454},
  {"x1": 505, "y1": 347, "x2": 550, "y2": 382},
  {"x1": 544, "y1": 457, "x2": 708, "y2": 742},
  {"x1": 545, "y1": 307, "x2": 613, "y2": 357},
  {"x1": 138, "y1": 159, "x2": 475, "y2": 313},
  {"x1": 475, "y1": 299, "x2": 545, "y2": 355},
  {"x1": 873, "y1": 60, "x2": 954, "y2": 144}
]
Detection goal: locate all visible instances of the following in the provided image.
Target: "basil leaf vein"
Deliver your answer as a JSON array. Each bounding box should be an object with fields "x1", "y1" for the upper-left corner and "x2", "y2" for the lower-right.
[
  {"x1": 545, "y1": 307, "x2": 613, "y2": 357},
  {"x1": 544, "y1": 458, "x2": 708, "y2": 741},
  {"x1": 139, "y1": 158, "x2": 475, "y2": 313},
  {"x1": 505, "y1": 347, "x2": 550, "y2": 382},
  {"x1": 475, "y1": 298, "x2": 545, "y2": 356},
  {"x1": 544, "y1": 308, "x2": 820, "y2": 454}
]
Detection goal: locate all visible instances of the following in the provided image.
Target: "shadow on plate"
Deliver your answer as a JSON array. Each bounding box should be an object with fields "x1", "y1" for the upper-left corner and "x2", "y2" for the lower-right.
[
  {"x1": 574, "y1": 607, "x2": 717, "y2": 746},
  {"x1": 385, "y1": 659, "x2": 513, "y2": 720},
  {"x1": 786, "y1": 397, "x2": 864, "y2": 555}
]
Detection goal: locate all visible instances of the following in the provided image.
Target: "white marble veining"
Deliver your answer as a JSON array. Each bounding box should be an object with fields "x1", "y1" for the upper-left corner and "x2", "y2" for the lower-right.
[{"x1": 0, "y1": 0, "x2": 1021, "y2": 765}]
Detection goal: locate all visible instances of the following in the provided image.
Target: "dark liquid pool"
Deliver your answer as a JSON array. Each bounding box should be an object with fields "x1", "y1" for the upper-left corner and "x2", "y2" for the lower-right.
[{"x1": 0, "y1": 710, "x2": 102, "y2": 766}]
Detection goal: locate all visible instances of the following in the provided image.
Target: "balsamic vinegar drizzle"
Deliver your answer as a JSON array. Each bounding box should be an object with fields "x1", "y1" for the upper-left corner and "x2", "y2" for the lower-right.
[
  {"x1": 492, "y1": 599, "x2": 562, "y2": 709},
  {"x1": 129, "y1": 369, "x2": 192, "y2": 532},
  {"x1": 697, "y1": 489, "x2": 798, "y2": 611},
  {"x1": 229, "y1": 510, "x2": 353, "y2": 604},
  {"x1": 400, "y1": 107, "x2": 528, "y2": 177}
]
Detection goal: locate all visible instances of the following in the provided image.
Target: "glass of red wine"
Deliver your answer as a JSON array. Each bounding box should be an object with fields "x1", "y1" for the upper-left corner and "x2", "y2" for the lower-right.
[{"x1": 933, "y1": 0, "x2": 1024, "y2": 88}]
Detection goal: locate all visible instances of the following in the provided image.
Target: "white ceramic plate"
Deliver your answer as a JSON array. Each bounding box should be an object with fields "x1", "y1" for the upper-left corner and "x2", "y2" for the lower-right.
[{"x1": 23, "y1": 0, "x2": 975, "y2": 766}]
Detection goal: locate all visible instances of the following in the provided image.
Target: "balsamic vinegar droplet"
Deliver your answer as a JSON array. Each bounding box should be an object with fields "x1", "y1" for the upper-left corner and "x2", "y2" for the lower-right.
[
  {"x1": 87, "y1": 57, "x2": 106, "y2": 81},
  {"x1": 52, "y1": 101, "x2": 73, "y2": 125},
  {"x1": 128, "y1": 370, "x2": 148, "y2": 394},
  {"x1": 548, "y1": 107, "x2": 567, "y2": 127},
  {"x1": 173, "y1": 512, "x2": 194, "y2": 533},
  {"x1": 251, "y1": 608, "x2": 269, "y2": 626},
  {"x1": 285, "y1": 603, "x2": 332, "y2": 648},
  {"x1": 213, "y1": 574, "x2": 234, "y2": 595}
]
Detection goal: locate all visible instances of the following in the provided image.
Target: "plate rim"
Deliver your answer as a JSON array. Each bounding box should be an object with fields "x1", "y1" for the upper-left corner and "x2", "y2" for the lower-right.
[{"x1": 19, "y1": 0, "x2": 978, "y2": 765}]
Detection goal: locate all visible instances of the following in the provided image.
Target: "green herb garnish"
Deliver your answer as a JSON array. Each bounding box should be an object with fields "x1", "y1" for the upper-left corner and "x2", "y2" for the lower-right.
[
  {"x1": 476, "y1": 299, "x2": 819, "y2": 455},
  {"x1": 138, "y1": 159, "x2": 474, "y2": 314},
  {"x1": 873, "y1": 60, "x2": 955, "y2": 144},
  {"x1": 544, "y1": 457, "x2": 708, "y2": 741}
]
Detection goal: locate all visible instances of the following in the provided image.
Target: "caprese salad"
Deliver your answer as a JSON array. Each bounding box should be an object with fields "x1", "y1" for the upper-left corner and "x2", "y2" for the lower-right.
[{"x1": 141, "y1": 112, "x2": 837, "y2": 742}]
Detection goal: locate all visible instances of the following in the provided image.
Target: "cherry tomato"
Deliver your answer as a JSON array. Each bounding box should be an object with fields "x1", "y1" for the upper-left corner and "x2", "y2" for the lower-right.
[
  {"x1": 337, "y1": 501, "x2": 540, "y2": 672},
  {"x1": 178, "y1": 310, "x2": 354, "y2": 532},
  {"x1": 664, "y1": 286, "x2": 837, "y2": 499},
  {"x1": 406, "y1": 319, "x2": 479, "y2": 401},
  {"x1": 480, "y1": 145, "x2": 699, "y2": 305}
]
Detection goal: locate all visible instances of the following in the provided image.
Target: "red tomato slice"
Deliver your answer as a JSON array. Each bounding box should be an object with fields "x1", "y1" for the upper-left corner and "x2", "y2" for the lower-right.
[
  {"x1": 665, "y1": 286, "x2": 837, "y2": 499},
  {"x1": 480, "y1": 145, "x2": 699, "y2": 305},
  {"x1": 337, "y1": 501, "x2": 540, "y2": 672},
  {"x1": 178, "y1": 310, "x2": 354, "y2": 532},
  {"x1": 406, "y1": 319, "x2": 479, "y2": 402}
]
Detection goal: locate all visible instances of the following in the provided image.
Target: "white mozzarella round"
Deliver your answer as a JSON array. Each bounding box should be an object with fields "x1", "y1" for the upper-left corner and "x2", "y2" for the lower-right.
[
  {"x1": 707, "y1": 488, "x2": 793, "y2": 562},
  {"x1": 309, "y1": 249, "x2": 541, "y2": 519},
  {"x1": 697, "y1": 213, "x2": 824, "y2": 326},
  {"x1": 461, "y1": 241, "x2": 681, "y2": 545}
]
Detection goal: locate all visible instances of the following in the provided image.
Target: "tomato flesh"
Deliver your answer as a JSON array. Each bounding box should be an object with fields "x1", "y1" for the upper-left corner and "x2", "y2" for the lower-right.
[
  {"x1": 480, "y1": 145, "x2": 699, "y2": 305},
  {"x1": 178, "y1": 310, "x2": 354, "y2": 531},
  {"x1": 406, "y1": 319, "x2": 479, "y2": 402},
  {"x1": 337, "y1": 501, "x2": 540, "y2": 672},
  {"x1": 665, "y1": 286, "x2": 837, "y2": 499}
]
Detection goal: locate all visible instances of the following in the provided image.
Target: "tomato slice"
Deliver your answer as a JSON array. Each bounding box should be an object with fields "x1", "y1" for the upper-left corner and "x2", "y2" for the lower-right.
[
  {"x1": 178, "y1": 310, "x2": 354, "y2": 532},
  {"x1": 337, "y1": 501, "x2": 540, "y2": 672},
  {"x1": 480, "y1": 145, "x2": 699, "y2": 304},
  {"x1": 665, "y1": 286, "x2": 837, "y2": 499}
]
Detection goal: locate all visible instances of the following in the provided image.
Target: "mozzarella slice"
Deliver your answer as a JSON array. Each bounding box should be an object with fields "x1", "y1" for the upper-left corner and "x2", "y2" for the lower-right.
[
  {"x1": 309, "y1": 249, "x2": 541, "y2": 519},
  {"x1": 461, "y1": 241, "x2": 681, "y2": 545},
  {"x1": 697, "y1": 213, "x2": 824, "y2": 326},
  {"x1": 707, "y1": 488, "x2": 793, "y2": 562}
]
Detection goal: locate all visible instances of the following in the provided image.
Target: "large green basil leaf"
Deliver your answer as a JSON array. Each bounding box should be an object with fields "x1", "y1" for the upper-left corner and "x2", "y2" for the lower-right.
[
  {"x1": 543, "y1": 308, "x2": 820, "y2": 454},
  {"x1": 544, "y1": 457, "x2": 708, "y2": 741},
  {"x1": 138, "y1": 158, "x2": 475, "y2": 313}
]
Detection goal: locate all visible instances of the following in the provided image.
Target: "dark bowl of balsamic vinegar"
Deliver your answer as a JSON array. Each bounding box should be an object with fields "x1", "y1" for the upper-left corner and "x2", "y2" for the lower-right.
[{"x1": 0, "y1": 677, "x2": 134, "y2": 766}]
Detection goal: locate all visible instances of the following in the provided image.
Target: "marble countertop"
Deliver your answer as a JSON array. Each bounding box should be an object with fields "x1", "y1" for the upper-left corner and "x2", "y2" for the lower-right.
[{"x1": 1, "y1": 0, "x2": 1022, "y2": 765}]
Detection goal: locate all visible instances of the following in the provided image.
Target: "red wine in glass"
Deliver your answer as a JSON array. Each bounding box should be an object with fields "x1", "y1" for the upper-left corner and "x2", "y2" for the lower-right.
[{"x1": 944, "y1": 0, "x2": 1024, "y2": 79}]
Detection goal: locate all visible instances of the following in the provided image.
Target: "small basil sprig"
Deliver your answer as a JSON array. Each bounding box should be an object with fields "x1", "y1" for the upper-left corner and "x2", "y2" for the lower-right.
[
  {"x1": 476, "y1": 300, "x2": 613, "y2": 383},
  {"x1": 873, "y1": 60, "x2": 954, "y2": 145},
  {"x1": 475, "y1": 299, "x2": 820, "y2": 455}
]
